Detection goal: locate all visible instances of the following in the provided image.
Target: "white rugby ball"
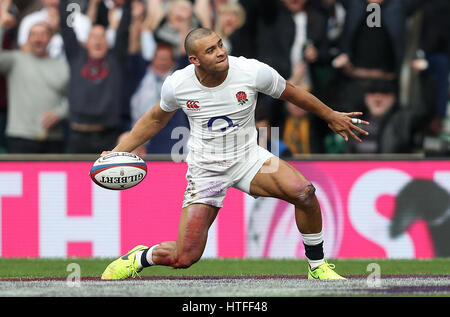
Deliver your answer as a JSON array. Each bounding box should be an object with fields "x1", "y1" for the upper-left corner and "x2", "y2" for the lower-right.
[{"x1": 90, "y1": 152, "x2": 147, "y2": 190}]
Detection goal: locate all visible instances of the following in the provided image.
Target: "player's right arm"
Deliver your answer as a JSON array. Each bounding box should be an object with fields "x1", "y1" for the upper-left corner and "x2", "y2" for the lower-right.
[{"x1": 103, "y1": 101, "x2": 176, "y2": 155}]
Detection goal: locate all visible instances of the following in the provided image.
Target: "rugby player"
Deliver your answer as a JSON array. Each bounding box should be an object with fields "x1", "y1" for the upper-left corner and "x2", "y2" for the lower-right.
[{"x1": 101, "y1": 28, "x2": 369, "y2": 280}]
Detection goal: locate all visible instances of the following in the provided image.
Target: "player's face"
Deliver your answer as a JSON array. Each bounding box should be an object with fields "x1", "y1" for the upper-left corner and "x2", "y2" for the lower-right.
[{"x1": 191, "y1": 33, "x2": 229, "y2": 74}]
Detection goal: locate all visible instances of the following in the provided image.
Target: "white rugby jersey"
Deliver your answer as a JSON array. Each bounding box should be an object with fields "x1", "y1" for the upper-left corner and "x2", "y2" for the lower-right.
[{"x1": 159, "y1": 56, "x2": 286, "y2": 169}]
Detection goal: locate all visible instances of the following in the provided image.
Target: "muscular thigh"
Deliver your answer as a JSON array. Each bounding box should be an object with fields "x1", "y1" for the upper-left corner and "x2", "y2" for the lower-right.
[{"x1": 249, "y1": 157, "x2": 311, "y2": 202}]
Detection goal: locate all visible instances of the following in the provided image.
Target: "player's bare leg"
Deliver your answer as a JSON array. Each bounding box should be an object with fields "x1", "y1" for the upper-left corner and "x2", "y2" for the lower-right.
[
  {"x1": 249, "y1": 157, "x2": 345, "y2": 280},
  {"x1": 138, "y1": 203, "x2": 219, "y2": 269},
  {"x1": 101, "y1": 203, "x2": 219, "y2": 279},
  {"x1": 250, "y1": 157, "x2": 322, "y2": 234}
]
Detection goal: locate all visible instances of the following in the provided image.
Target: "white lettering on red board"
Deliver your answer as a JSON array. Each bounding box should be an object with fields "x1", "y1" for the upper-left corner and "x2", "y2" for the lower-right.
[
  {"x1": 39, "y1": 172, "x2": 120, "y2": 257},
  {"x1": 0, "y1": 173, "x2": 22, "y2": 257},
  {"x1": 348, "y1": 168, "x2": 415, "y2": 258}
]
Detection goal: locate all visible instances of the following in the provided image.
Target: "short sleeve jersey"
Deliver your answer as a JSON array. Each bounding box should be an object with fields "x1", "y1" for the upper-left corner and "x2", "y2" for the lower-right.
[{"x1": 159, "y1": 56, "x2": 286, "y2": 167}]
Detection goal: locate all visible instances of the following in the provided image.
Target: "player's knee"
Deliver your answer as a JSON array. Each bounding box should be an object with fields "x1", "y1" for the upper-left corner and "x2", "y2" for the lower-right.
[
  {"x1": 290, "y1": 182, "x2": 317, "y2": 208},
  {"x1": 174, "y1": 254, "x2": 200, "y2": 269}
]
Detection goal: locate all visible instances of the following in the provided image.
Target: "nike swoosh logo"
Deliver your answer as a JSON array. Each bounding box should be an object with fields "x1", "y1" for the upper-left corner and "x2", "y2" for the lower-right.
[{"x1": 120, "y1": 247, "x2": 146, "y2": 260}]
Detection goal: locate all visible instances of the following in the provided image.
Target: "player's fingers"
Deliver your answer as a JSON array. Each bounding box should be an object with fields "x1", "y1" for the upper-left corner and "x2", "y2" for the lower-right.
[
  {"x1": 345, "y1": 112, "x2": 363, "y2": 117},
  {"x1": 350, "y1": 123, "x2": 369, "y2": 136},
  {"x1": 101, "y1": 151, "x2": 112, "y2": 157},
  {"x1": 329, "y1": 123, "x2": 349, "y2": 141},
  {"x1": 359, "y1": 119, "x2": 370, "y2": 126},
  {"x1": 350, "y1": 117, "x2": 370, "y2": 126},
  {"x1": 338, "y1": 131, "x2": 349, "y2": 142},
  {"x1": 347, "y1": 128, "x2": 362, "y2": 143}
]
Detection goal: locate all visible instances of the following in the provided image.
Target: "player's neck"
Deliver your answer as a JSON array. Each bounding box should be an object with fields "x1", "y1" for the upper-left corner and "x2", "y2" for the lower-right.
[{"x1": 195, "y1": 67, "x2": 228, "y2": 88}]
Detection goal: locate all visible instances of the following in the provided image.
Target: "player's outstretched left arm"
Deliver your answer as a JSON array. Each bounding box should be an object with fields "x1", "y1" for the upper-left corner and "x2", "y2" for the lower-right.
[{"x1": 279, "y1": 82, "x2": 369, "y2": 143}]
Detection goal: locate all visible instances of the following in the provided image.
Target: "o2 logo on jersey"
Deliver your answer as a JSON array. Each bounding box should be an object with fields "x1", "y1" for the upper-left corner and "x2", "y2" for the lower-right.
[{"x1": 207, "y1": 116, "x2": 239, "y2": 132}]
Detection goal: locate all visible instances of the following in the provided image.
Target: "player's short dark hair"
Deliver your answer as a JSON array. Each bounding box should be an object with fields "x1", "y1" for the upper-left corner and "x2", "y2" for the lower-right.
[{"x1": 184, "y1": 28, "x2": 214, "y2": 56}]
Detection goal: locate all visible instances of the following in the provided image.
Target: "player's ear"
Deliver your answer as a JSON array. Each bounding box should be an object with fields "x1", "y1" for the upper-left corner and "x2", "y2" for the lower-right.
[{"x1": 188, "y1": 55, "x2": 200, "y2": 66}]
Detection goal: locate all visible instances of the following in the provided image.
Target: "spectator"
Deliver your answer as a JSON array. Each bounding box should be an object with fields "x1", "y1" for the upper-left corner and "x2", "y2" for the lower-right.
[
  {"x1": 194, "y1": 0, "x2": 236, "y2": 30},
  {"x1": 139, "y1": 0, "x2": 161, "y2": 61},
  {"x1": 118, "y1": 1, "x2": 189, "y2": 155},
  {"x1": 59, "y1": 0, "x2": 131, "y2": 153},
  {"x1": 128, "y1": 42, "x2": 189, "y2": 154},
  {"x1": 140, "y1": 0, "x2": 165, "y2": 34},
  {"x1": 86, "y1": 0, "x2": 125, "y2": 47},
  {"x1": 0, "y1": 0, "x2": 18, "y2": 153},
  {"x1": 248, "y1": 0, "x2": 327, "y2": 147},
  {"x1": 214, "y1": 1, "x2": 246, "y2": 54},
  {"x1": 313, "y1": 0, "x2": 346, "y2": 61},
  {"x1": 336, "y1": 0, "x2": 424, "y2": 75},
  {"x1": 255, "y1": 0, "x2": 325, "y2": 81},
  {"x1": 330, "y1": 0, "x2": 424, "y2": 113},
  {"x1": 345, "y1": 79, "x2": 431, "y2": 154},
  {"x1": 0, "y1": 0, "x2": 16, "y2": 30},
  {"x1": 415, "y1": 0, "x2": 450, "y2": 134},
  {"x1": 255, "y1": 97, "x2": 291, "y2": 158},
  {"x1": 88, "y1": 0, "x2": 125, "y2": 26},
  {"x1": 283, "y1": 101, "x2": 310, "y2": 154},
  {"x1": 309, "y1": 0, "x2": 346, "y2": 96},
  {"x1": 0, "y1": 20, "x2": 69, "y2": 153},
  {"x1": 224, "y1": 0, "x2": 258, "y2": 59},
  {"x1": 120, "y1": 0, "x2": 148, "y2": 130},
  {"x1": 297, "y1": 0, "x2": 347, "y2": 154},
  {"x1": 152, "y1": 0, "x2": 199, "y2": 57},
  {"x1": 130, "y1": 43, "x2": 174, "y2": 126},
  {"x1": 18, "y1": 0, "x2": 92, "y2": 59}
]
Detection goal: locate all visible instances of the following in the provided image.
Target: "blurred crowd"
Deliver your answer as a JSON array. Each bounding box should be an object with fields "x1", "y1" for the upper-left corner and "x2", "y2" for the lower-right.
[{"x1": 0, "y1": 0, "x2": 449, "y2": 156}]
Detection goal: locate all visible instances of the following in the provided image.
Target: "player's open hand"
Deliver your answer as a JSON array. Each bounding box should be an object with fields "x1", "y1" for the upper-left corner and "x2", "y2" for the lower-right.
[{"x1": 327, "y1": 111, "x2": 370, "y2": 143}]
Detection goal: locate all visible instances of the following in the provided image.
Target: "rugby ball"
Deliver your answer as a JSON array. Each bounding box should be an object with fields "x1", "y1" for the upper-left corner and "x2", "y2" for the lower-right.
[{"x1": 90, "y1": 152, "x2": 147, "y2": 190}]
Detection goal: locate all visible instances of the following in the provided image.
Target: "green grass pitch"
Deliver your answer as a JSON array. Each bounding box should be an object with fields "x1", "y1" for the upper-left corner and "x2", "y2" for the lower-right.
[{"x1": 0, "y1": 258, "x2": 448, "y2": 278}]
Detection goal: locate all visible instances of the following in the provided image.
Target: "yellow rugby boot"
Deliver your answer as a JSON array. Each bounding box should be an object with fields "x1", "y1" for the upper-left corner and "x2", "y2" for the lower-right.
[
  {"x1": 101, "y1": 245, "x2": 149, "y2": 280},
  {"x1": 308, "y1": 261, "x2": 347, "y2": 280}
]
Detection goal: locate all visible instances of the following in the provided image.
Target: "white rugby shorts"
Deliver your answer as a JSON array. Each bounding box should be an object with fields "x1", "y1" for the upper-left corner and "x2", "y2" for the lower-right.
[{"x1": 182, "y1": 146, "x2": 275, "y2": 208}]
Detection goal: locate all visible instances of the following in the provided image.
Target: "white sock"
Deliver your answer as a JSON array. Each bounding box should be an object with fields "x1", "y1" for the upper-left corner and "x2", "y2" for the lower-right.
[
  {"x1": 308, "y1": 259, "x2": 326, "y2": 270},
  {"x1": 136, "y1": 244, "x2": 159, "y2": 270},
  {"x1": 301, "y1": 231, "x2": 323, "y2": 246},
  {"x1": 145, "y1": 244, "x2": 159, "y2": 266},
  {"x1": 301, "y1": 231, "x2": 325, "y2": 270},
  {"x1": 135, "y1": 250, "x2": 145, "y2": 270}
]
